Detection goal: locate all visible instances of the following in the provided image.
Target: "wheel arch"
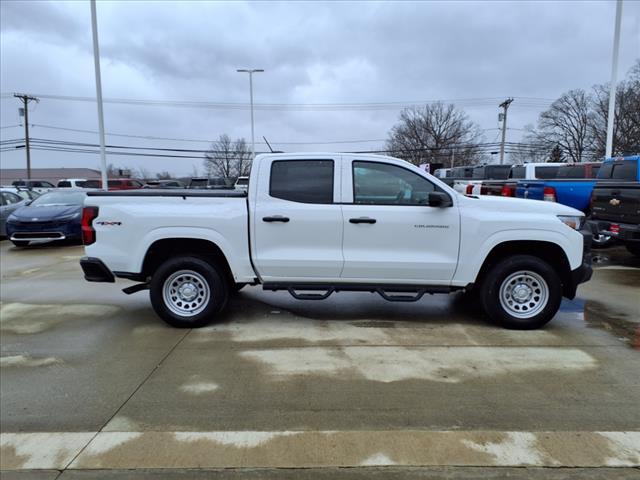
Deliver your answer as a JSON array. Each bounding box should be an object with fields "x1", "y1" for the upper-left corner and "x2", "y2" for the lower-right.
[
  {"x1": 141, "y1": 237, "x2": 234, "y2": 287},
  {"x1": 473, "y1": 240, "x2": 573, "y2": 298}
]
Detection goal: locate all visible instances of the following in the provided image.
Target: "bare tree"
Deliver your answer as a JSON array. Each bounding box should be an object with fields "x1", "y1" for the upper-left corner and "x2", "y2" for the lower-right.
[
  {"x1": 156, "y1": 171, "x2": 173, "y2": 179},
  {"x1": 203, "y1": 134, "x2": 252, "y2": 181},
  {"x1": 386, "y1": 102, "x2": 483, "y2": 167},
  {"x1": 536, "y1": 89, "x2": 595, "y2": 162},
  {"x1": 591, "y1": 60, "x2": 640, "y2": 158}
]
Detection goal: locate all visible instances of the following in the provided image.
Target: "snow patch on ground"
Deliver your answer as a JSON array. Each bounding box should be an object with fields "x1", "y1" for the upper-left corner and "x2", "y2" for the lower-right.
[
  {"x1": 174, "y1": 431, "x2": 298, "y2": 448},
  {"x1": 0, "y1": 354, "x2": 61, "y2": 368},
  {"x1": 462, "y1": 432, "x2": 545, "y2": 465},
  {"x1": 241, "y1": 346, "x2": 597, "y2": 383}
]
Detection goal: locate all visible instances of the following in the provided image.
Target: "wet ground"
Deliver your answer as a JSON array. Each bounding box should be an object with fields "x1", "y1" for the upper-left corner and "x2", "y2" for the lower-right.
[{"x1": 0, "y1": 241, "x2": 638, "y2": 479}]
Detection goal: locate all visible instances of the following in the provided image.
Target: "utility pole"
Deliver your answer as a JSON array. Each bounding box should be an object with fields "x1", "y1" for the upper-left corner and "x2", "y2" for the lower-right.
[
  {"x1": 237, "y1": 69, "x2": 264, "y2": 158},
  {"x1": 90, "y1": 0, "x2": 109, "y2": 191},
  {"x1": 14, "y1": 93, "x2": 39, "y2": 179},
  {"x1": 605, "y1": 0, "x2": 623, "y2": 159},
  {"x1": 498, "y1": 98, "x2": 513, "y2": 165}
]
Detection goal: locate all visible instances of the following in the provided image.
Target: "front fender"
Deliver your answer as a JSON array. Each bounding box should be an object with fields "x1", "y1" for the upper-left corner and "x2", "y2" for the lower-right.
[{"x1": 452, "y1": 228, "x2": 583, "y2": 286}]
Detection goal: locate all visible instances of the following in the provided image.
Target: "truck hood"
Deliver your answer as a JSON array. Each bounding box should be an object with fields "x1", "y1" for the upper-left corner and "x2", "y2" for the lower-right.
[{"x1": 457, "y1": 193, "x2": 583, "y2": 216}]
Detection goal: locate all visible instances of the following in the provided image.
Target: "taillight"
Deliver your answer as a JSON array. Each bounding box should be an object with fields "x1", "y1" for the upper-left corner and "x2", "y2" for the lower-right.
[
  {"x1": 501, "y1": 185, "x2": 514, "y2": 197},
  {"x1": 81, "y1": 206, "x2": 99, "y2": 245},
  {"x1": 465, "y1": 184, "x2": 474, "y2": 195},
  {"x1": 543, "y1": 186, "x2": 557, "y2": 202}
]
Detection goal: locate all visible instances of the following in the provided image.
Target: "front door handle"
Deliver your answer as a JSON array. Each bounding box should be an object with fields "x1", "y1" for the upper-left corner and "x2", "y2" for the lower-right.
[
  {"x1": 349, "y1": 217, "x2": 376, "y2": 224},
  {"x1": 263, "y1": 215, "x2": 290, "y2": 223}
]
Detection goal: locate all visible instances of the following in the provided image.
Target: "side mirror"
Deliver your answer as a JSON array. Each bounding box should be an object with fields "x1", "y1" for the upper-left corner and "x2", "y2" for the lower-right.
[{"x1": 428, "y1": 191, "x2": 452, "y2": 207}]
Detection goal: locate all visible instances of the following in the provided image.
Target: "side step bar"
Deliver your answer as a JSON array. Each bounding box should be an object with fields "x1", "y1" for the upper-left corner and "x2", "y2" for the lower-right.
[{"x1": 263, "y1": 283, "x2": 461, "y2": 302}]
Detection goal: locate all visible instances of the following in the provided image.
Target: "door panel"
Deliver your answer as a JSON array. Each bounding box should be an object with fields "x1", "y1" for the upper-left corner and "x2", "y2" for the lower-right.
[
  {"x1": 252, "y1": 157, "x2": 344, "y2": 280},
  {"x1": 340, "y1": 158, "x2": 460, "y2": 283}
]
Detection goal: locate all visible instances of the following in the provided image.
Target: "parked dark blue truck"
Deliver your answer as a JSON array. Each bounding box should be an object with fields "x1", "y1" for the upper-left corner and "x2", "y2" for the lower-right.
[{"x1": 516, "y1": 157, "x2": 640, "y2": 246}]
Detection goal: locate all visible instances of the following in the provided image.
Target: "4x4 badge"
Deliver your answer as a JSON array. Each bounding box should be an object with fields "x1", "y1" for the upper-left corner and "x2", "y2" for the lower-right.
[{"x1": 609, "y1": 198, "x2": 621, "y2": 206}]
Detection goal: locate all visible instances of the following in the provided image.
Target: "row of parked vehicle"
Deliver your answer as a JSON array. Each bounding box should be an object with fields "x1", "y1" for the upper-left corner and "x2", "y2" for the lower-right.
[
  {"x1": 10, "y1": 176, "x2": 250, "y2": 192},
  {"x1": 436, "y1": 156, "x2": 639, "y2": 255}
]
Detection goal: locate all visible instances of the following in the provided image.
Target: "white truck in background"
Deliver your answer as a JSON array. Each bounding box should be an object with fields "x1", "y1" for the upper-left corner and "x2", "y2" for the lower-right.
[{"x1": 80, "y1": 153, "x2": 592, "y2": 330}]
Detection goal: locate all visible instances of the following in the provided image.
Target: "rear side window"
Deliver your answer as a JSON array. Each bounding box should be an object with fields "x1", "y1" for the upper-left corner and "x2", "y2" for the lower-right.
[
  {"x1": 510, "y1": 166, "x2": 525, "y2": 178},
  {"x1": 598, "y1": 161, "x2": 637, "y2": 180},
  {"x1": 535, "y1": 166, "x2": 559, "y2": 179},
  {"x1": 58, "y1": 181, "x2": 72, "y2": 187},
  {"x1": 556, "y1": 166, "x2": 584, "y2": 178},
  {"x1": 612, "y1": 161, "x2": 637, "y2": 180},
  {"x1": 83, "y1": 180, "x2": 100, "y2": 188},
  {"x1": 270, "y1": 160, "x2": 334, "y2": 204},
  {"x1": 590, "y1": 166, "x2": 600, "y2": 178}
]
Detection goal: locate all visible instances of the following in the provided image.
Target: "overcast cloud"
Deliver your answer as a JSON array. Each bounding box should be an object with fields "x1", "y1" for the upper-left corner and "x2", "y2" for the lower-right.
[{"x1": 1, "y1": 0, "x2": 639, "y2": 176}]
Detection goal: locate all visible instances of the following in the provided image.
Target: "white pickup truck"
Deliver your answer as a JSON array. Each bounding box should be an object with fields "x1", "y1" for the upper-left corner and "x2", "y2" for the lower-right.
[{"x1": 80, "y1": 153, "x2": 592, "y2": 330}]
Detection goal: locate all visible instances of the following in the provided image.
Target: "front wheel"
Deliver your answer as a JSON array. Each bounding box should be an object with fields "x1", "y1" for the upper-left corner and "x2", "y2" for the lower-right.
[
  {"x1": 149, "y1": 256, "x2": 229, "y2": 328},
  {"x1": 479, "y1": 255, "x2": 562, "y2": 330}
]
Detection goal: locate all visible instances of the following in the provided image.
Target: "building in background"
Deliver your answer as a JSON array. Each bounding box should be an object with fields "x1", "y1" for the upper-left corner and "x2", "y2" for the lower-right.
[{"x1": 0, "y1": 168, "x2": 102, "y2": 185}]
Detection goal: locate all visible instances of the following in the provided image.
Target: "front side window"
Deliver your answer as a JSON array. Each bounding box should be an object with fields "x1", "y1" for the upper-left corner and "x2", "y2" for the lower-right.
[
  {"x1": 353, "y1": 161, "x2": 436, "y2": 205},
  {"x1": 58, "y1": 181, "x2": 72, "y2": 188},
  {"x1": 270, "y1": 160, "x2": 334, "y2": 204},
  {"x1": 2, "y1": 192, "x2": 22, "y2": 205}
]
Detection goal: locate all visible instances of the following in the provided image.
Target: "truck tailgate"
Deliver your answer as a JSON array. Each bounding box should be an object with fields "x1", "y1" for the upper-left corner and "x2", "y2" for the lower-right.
[
  {"x1": 591, "y1": 183, "x2": 640, "y2": 224},
  {"x1": 516, "y1": 180, "x2": 545, "y2": 200}
]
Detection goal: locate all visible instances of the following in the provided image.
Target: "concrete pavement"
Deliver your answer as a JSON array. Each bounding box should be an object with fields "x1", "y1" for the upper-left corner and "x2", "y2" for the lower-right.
[{"x1": 1, "y1": 241, "x2": 639, "y2": 478}]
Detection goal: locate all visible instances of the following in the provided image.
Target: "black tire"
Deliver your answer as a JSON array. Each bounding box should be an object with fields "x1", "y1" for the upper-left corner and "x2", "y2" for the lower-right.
[
  {"x1": 149, "y1": 256, "x2": 229, "y2": 328},
  {"x1": 11, "y1": 240, "x2": 29, "y2": 247},
  {"x1": 478, "y1": 255, "x2": 562, "y2": 330},
  {"x1": 625, "y1": 243, "x2": 640, "y2": 257}
]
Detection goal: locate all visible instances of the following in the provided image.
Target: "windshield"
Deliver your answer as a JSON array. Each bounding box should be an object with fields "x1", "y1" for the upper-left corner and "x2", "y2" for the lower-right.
[{"x1": 30, "y1": 191, "x2": 86, "y2": 206}]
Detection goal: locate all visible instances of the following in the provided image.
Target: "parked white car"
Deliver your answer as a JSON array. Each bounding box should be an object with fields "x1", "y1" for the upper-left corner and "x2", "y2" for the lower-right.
[
  {"x1": 80, "y1": 153, "x2": 592, "y2": 330},
  {"x1": 57, "y1": 178, "x2": 98, "y2": 189}
]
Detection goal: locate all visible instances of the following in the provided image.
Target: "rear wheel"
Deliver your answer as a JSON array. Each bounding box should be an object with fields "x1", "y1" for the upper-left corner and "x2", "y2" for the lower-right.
[
  {"x1": 479, "y1": 255, "x2": 562, "y2": 330},
  {"x1": 11, "y1": 240, "x2": 29, "y2": 247},
  {"x1": 625, "y1": 243, "x2": 640, "y2": 258},
  {"x1": 149, "y1": 256, "x2": 229, "y2": 328}
]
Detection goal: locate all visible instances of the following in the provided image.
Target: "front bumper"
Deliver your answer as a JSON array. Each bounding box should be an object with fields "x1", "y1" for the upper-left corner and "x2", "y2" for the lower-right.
[
  {"x1": 587, "y1": 219, "x2": 640, "y2": 243},
  {"x1": 80, "y1": 257, "x2": 115, "y2": 283},
  {"x1": 564, "y1": 228, "x2": 593, "y2": 299},
  {"x1": 6, "y1": 220, "x2": 80, "y2": 242}
]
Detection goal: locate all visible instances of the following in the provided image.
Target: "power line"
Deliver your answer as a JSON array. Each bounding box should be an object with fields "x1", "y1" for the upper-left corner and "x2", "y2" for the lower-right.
[{"x1": 0, "y1": 92, "x2": 555, "y2": 111}]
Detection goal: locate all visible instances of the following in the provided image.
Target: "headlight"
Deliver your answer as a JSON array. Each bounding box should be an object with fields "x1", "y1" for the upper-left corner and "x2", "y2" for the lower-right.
[
  {"x1": 557, "y1": 215, "x2": 584, "y2": 230},
  {"x1": 7, "y1": 214, "x2": 18, "y2": 224}
]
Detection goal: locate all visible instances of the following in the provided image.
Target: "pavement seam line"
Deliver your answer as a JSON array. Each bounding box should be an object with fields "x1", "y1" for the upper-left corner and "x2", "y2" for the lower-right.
[{"x1": 59, "y1": 328, "x2": 192, "y2": 471}]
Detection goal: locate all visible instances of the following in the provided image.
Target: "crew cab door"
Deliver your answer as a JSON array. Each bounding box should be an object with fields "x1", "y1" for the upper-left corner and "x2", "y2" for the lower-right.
[
  {"x1": 340, "y1": 157, "x2": 460, "y2": 284},
  {"x1": 251, "y1": 156, "x2": 344, "y2": 281}
]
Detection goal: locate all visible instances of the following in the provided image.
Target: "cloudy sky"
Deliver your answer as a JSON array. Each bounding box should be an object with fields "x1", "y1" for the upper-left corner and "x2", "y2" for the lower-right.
[{"x1": 1, "y1": 0, "x2": 638, "y2": 177}]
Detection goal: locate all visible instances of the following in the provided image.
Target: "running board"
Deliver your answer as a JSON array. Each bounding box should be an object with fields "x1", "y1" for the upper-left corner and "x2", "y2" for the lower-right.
[{"x1": 263, "y1": 283, "x2": 459, "y2": 302}]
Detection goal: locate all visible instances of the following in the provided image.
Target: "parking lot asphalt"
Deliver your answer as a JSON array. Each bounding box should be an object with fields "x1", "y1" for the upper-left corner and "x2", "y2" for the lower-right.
[{"x1": 0, "y1": 240, "x2": 639, "y2": 478}]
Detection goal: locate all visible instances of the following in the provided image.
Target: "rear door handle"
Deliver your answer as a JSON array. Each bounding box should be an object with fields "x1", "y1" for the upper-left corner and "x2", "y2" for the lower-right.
[
  {"x1": 349, "y1": 217, "x2": 376, "y2": 224},
  {"x1": 263, "y1": 215, "x2": 290, "y2": 223}
]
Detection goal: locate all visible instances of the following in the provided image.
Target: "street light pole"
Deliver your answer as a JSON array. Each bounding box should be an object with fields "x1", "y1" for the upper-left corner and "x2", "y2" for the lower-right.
[
  {"x1": 237, "y1": 69, "x2": 264, "y2": 158},
  {"x1": 605, "y1": 0, "x2": 623, "y2": 159},
  {"x1": 90, "y1": 0, "x2": 108, "y2": 191}
]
